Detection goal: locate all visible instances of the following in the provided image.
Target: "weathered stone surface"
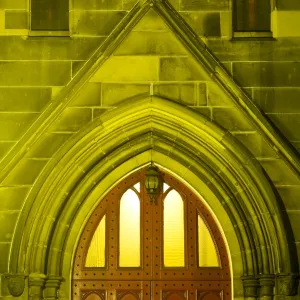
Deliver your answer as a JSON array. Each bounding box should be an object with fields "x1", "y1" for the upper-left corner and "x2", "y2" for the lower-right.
[
  {"x1": 159, "y1": 58, "x2": 210, "y2": 81},
  {"x1": 91, "y1": 56, "x2": 159, "y2": 82},
  {"x1": 0, "y1": 211, "x2": 19, "y2": 242},
  {"x1": 0, "y1": 88, "x2": 51, "y2": 112},
  {"x1": 0, "y1": 243, "x2": 10, "y2": 272},
  {"x1": 212, "y1": 107, "x2": 253, "y2": 131},
  {"x1": 0, "y1": 37, "x2": 104, "y2": 61},
  {"x1": 287, "y1": 211, "x2": 300, "y2": 241},
  {"x1": 232, "y1": 132, "x2": 277, "y2": 158},
  {"x1": 0, "y1": 0, "x2": 26, "y2": 8},
  {"x1": 277, "y1": 186, "x2": 300, "y2": 210},
  {"x1": 233, "y1": 62, "x2": 300, "y2": 87},
  {"x1": 253, "y1": 88, "x2": 300, "y2": 113},
  {"x1": 153, "y1": 83, "x2": 201, "y2": 106},
  {"x1": 206, "y1": 38, "x2": 300, "y2": 62},
  {"x1": 0, "y1": 187, "x2": 30, "y2": 211},
  {"x1": 260, "y1": 159, "x2": 300, "y2": 185},
  {"x1": 2, "y1": 159, "x2": 48, "y2": 185},
  {"x1": 0, "y1": 62, "x2": 71, "y2": 86},
  {"x1": 180, "y1": 0, "x2": 229, "y2": 11},
  {"x1": 0, "y1": 142, "x2": 15, "y2": 159},
  {"x1": 267, "y1": 114, "x2": 300, "y2": 140},
  {"x1": 71, "y1": 83, "x2": 101, "y2": 107},
  {"x1": 180, "y1": 12, "x2": 221, "y2": 37},
  {"x1": 114, "y1": 31, "x2": 188, "y2": 56},
  {"x1": 122, "y1": 0, "x2": 137, "y2": 11},
  {"x1": 207, "y1": 82, "x2": 234, "y2": 106},
  {"x1": 277, "y1": 0, "x2": 300, "y2": 10},
  {"x1": 49, "y1": 108, "x2": 92, "y2": 132},
  {"x1": 73, "y1": 0, "x2": 122, "y2": 10},
  {"x1": 5, "y1": 10, "x2": 27, "y2": 29},
  {"x1": 26, "y1": 133, "x2": 72, "y2": 158},
  {"x1": 72, "y1": 10, "x2": 126, "y2": 36},
  {"x1": 72, "y1": 61, "x2": 86, "y2": 78},
  {"x1": 102, "y1": 83, "x2": 149, "y2": 106},
  {"x1": 0, "y1": 113, "x2": 38, "y2": 141},
  {"x1": 93, "y1": 108, "x2": 109, "y2": 119},
  {"x1": 192, "y1": 107, "x2": 211, "y2": 119},
  {"x1": 133, "y1": 9, "x2": 168, "y2": 31}
]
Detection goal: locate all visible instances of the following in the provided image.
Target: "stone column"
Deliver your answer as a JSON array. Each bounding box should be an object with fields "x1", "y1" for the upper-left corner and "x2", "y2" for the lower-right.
[
  {"x1": 258, "y1": 274, "x2": 275, "y2": 300},
  {"x1": 242, "y1": 276, "x2": 259, "y2": 300},
  {"x1": 29, "y1": 274, "x2": 46, "y2": 300},
  {"x1": 44, "y1": 276, "x2": 63, "y2": 300}
]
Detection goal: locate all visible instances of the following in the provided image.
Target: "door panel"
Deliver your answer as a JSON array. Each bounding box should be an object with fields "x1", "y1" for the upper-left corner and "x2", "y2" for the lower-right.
[{"x1": 73, "y1": 169, "x2": 231, "y2": 299}]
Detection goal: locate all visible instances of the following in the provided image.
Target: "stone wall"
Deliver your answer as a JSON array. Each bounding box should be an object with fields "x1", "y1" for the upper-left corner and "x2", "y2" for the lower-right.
[{"x1": 0, "y1": 0, "x2": 300, "y2": 299}]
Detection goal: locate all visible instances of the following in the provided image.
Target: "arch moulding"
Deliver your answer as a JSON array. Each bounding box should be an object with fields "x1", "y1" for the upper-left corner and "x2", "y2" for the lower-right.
[{"x1": 8, "y1": 96, "x2": 298, "y2": 300}]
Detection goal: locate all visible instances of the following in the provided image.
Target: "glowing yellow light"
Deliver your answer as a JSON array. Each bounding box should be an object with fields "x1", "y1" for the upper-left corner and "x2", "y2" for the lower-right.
[
  {"x1": 198, "y1": 215, "x2": 219, "y2": 267},
  {"x1": 85, "y1": 215, "x2": 106, "y2": 267},
  {"x1": 119, "y1": 189, "x2": 140, "y2": 267},
  {"x1": 164, "y1": 189, "x2": 185, "y2": 267}
]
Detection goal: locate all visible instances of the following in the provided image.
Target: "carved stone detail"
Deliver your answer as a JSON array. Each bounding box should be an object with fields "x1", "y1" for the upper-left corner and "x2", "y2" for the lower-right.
[
  {"x1": 276, "y1": 273, "x2": 299, "y2": 296},
  {"x1": 44, "y1": 276, "x2": 63, "y2": 300},
  {"x1": 258, "y1": 274, "x2": 275, "y2": 297},
  {"x1": 241, "y1": 276, "x2": 259, "y2": 298},
  {"x1": 29, "y1": 274, "x2": 46, "y2": 300},
  {"x1": 5, "y1": 274, "x2": 27, "y2": 297}
]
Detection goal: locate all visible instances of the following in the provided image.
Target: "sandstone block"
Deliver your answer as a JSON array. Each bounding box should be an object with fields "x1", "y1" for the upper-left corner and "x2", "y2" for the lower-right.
[
  {"x1": 212, "y1": 107, "x2": 252, "y2": 131},
  {"x1": 26, "y1": 133, "x2": 72, "y2": 158},
  {"x1": 0, "y1": 61, "x2": 71, "y2": 86},
  {"x1": 71, "y1": 83, "x2": 101, "y2": 107},
  {"x1": 91, "y1": 56, "x2": 159, "y2": 82},
  {"x1": 0, "y1": 211, "x2": 19, "y2": 242},
  {"x1": 233, "y1": 62, "x2": 300, "y2": 87},
  {"x1": 115, "y1": 31, "x2": 187, "y2": 56},
  {"x1": 102, "y1": 83, "x2": 149, "y2": 106},
  {"x1": 180, "y1": 0, "x2": 229, "y2": 11},
  {"x1": 159, "y1": 58, "x2": 210, "y2": 81},
  {"x1": 2, "y1": 159, "x2": 48, "y2": 185},
  {"x1": 0, "y1": 187, "x2": 30, "y2": 211},
  {"x1": 0, "y1": 142, "x2": 15, "y2": 159},
  {"x1": 180, "y1": 12, "x2": 221, "y2": 37},
  {"x1": 0, "y1": 88, "x2": 51, "y2": 112},
  {"x1": 50, "y1": 108, "x2": 92, "y2": 132},
  {"x1": 5, "y1": 10, "x2": 27, "y2": 29},
  {"x1": 72, "y1": 10, "x2": 126, "y2": 36},
  {"x1": 0, "y1": 113, "x2": 38, "y2": 141},
  {"x1": 73, "y1": 0, "x2": 122, "y2": 10}
]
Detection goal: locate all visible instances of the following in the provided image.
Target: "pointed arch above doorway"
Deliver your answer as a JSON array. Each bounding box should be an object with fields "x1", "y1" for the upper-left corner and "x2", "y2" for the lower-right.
[{"x1": 9, "y1": 96, "x2": 299, "y2": 299}]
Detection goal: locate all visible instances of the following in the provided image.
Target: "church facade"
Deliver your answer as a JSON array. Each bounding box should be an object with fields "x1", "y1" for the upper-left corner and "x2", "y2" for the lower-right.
[{"x1": 0, "y1": 0, "x2": 300, "y2": 299}]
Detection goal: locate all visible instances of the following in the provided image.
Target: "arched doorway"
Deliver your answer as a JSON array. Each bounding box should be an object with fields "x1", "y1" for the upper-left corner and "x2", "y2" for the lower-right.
[{"x1": 73, "y1": 168, "x2": 231, "y2": 300}]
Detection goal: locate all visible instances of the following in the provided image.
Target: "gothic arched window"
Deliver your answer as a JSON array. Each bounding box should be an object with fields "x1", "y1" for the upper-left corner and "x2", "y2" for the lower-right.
[
  {"x1": 31, "y1": 0, "x2": 69, "y2": 31},
  {"x1": 233, "y1": 0, "x2": 271, "y2": 32}
]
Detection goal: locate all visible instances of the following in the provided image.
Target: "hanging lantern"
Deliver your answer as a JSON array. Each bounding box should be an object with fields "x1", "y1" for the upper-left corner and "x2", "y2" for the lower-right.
[{"x1": 145, "y1": 164, "x2": 162, "y2": 203}]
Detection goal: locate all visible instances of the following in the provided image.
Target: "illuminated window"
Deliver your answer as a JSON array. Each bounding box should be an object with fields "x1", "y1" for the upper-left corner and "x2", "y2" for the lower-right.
[
  {"x1": 233, "y1": 0, "x2": 271, "y2": 32},
  {"x1": 164, "y1": 189, "x2": 185, "y2": 267},
  {"x1": 119, "y1": 189, "x2": 140, "y2": 267},
  {"x1": 31, "y1": 0, "x2": 69, "y2": 31},
  {"x1": 85, "y1": 215, "x2": 106, "y2": 267},
  {"x1": 198, "y1": 215, "x2": 219, "y2": 267}
]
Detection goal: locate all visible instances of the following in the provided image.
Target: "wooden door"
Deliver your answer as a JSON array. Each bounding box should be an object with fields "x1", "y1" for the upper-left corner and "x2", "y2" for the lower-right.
[{"x1": 73, "y1": 168, "x2": 231, "y2": 300}]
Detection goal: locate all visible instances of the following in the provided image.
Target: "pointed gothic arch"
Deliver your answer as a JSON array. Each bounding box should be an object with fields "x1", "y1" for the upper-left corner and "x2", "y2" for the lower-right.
[{"x1": 9, "y1": 96, "x2": 298, "y2": 299}]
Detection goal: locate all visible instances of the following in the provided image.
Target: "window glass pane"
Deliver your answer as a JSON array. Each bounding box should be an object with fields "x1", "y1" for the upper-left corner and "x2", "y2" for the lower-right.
[
  {"x1": 85, "y1": 215, "x2": 106, "y2": 267},
  {"x1": 133, "y1": 182, "x2": 140, "y2": 193},
  {"x1": 31, "y1": 0, "x2": 69, "y2": 31},
  {"x1": 164, "y1": 189, "x2": 185, "y2": 267},
  {"x1": 233, "y1": 0, "x2": 270, "y2": 31},
  {"x1": 198, "y1": 215, "x2": 219, "y2": 267},
  {"x1": 163, "y1": 183, "x2": 170, "y2": 192},
  {"x1": 119, "y1": 189, "x2": 140, "y2": 267}
]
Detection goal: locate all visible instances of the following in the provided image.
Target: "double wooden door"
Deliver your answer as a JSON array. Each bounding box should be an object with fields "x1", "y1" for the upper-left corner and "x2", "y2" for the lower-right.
[{"x1": 73, "y1": 169, "x2": 231, "y2": 300}]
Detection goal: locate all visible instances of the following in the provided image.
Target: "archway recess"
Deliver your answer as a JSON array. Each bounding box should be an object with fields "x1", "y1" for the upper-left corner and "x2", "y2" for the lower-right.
[{"x1": 9, "y1": 96, "x2": 298, "y2": 299}]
